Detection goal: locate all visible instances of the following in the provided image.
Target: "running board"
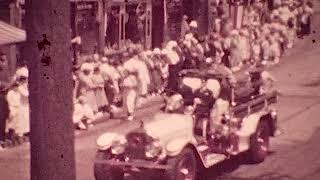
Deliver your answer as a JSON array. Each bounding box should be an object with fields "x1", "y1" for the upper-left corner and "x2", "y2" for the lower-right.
[{"x1": 197, "y1": 145, "x2": 227, "y2": 168}]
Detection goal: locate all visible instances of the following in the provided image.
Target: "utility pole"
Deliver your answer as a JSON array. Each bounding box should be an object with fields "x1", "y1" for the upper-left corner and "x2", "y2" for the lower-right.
[{"x1": 24, "y1": 0, "x2": 76, "y2": 180}]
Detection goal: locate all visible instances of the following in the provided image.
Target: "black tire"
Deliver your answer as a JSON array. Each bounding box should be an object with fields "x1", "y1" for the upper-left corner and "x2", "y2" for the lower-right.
[
  {"x1": 249, "y1": 120, "x2": 270, "y2": 163},
  {"x1": 93, "y1": 151, "x2": 124, "y2": 180},
  {"x1": 164, "y1": 148, "x2": 197, "y2": 180}
]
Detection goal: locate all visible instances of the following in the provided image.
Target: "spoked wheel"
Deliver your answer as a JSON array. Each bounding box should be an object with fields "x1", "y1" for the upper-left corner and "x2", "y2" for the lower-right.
[
  {"x1": 165, "y1": 148, "x2": 197, "y2": 180},
  {"x1": 249, "y1": 120, "x2": 270, "y2": 163}
]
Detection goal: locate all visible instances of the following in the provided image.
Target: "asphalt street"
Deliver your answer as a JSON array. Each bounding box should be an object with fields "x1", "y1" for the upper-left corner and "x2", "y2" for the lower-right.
[{"x1": 1, "y1": 11, "x2": 320, "y2": 180}]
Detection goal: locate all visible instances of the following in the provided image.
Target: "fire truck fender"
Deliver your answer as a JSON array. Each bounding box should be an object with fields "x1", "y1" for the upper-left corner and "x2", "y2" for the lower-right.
[
  {"x1": 166, "y1": 138, "x2": 197, "y2": 157},
  {"x1": 240, "y1": 111, "x2": 273, "y2": 137}
]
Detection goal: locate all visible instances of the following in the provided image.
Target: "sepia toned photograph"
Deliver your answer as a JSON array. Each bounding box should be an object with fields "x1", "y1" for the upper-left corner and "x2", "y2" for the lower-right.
[{"x1": 0, "y1": 0, "x2": 319, "y2": 179}]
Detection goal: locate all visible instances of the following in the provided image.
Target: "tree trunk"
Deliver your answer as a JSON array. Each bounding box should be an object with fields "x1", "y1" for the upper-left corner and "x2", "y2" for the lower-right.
[{"x1": 24, "y1": 1, "x2": 76, "y2": 180}]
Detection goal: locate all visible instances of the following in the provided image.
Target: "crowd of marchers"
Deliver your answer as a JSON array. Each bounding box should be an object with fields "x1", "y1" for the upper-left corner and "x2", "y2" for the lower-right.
[
  {"x1": 72, "y1": 0, "x2": 314, "y2": 129},
  {"x1": 0, "y1": 0, "x2": 314, "y2": 148}
]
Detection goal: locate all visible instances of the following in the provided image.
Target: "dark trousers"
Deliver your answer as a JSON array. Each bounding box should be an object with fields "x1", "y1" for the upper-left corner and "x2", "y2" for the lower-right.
[{"x1": 0, "y1": 94, "x2": 9, "y2": 141}]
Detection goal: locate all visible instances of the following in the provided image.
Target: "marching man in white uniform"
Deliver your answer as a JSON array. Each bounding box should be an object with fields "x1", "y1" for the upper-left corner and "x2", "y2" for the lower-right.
[
  {"x1": 78, "y1": 63, "x2": 98, "y2": 114},
  {"x1": 100, "y1": 57, "x2": 121, "y2": 104},
  {"x1": 6, "y1": 67, "x2": 29, "y2": 138},
  {"x1": 123, "y1": 48, "x2": 150, "y2": 98},
  {"x1": 121, "y1": 69, "x2": 139, "y2": 121}
]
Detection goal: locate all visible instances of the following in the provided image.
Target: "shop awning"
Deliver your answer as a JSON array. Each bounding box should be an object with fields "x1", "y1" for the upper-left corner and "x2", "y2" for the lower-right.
[{"x1": 0, "y1": 20, "x2": 26, "y2": 45}]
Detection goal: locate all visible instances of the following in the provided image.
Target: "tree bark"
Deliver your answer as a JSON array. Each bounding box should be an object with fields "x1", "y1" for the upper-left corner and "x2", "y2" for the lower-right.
[{"x1": 24, "y1": 1, "x2": 76, "y2": 180}]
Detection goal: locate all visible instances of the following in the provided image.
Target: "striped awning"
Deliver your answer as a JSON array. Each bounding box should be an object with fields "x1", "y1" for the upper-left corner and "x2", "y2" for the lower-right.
[{"x1": 0, "y1": 20, "x2": 26, "y2": 45}]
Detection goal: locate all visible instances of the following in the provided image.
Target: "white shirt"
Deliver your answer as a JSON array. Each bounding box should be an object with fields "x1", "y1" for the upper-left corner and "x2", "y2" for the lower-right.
[{"x1": 100, "y1": 63, "x2": 121, "y2": 81}]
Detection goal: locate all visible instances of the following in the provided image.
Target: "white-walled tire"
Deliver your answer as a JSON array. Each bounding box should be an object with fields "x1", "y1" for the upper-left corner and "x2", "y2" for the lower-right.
[{"x1": 164, "y1": 148, "x2": 197, "y2": 180}]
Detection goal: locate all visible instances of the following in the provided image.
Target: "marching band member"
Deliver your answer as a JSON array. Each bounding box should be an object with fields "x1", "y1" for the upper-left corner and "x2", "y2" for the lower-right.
[
  {"x1": 268, "y1": 32, "x2": 281, "y2": 64},
  {"x1": 123, "y1": 47, "x2": 150, "y2": 98},
  {"x1": 161, "y1": 42, "x2": 182, "y2": 92},
  {"x1": 251, "y1": 38, "x2": 262, "y2": 64},
  {"x1": 92, "y1": 64, "x2": 108, "y2": 113},
  {"x1": 261, "y1": 35, "x2": 271, "y2": 64},
  {"x1": 121, "y1": 69, "x2": 139, "y2": 121},
  {"x1": 78, "y1": 63, "x2": 98, "y2": 114}
]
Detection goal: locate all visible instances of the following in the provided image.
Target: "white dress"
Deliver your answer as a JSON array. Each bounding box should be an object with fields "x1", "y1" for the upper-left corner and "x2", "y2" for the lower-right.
[{"x1": 6, "y1": 83, "x2": 30, "y2": 136}]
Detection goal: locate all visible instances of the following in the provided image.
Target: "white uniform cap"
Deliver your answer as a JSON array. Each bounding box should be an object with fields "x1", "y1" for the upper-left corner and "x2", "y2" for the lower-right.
[
  {"x1": 153, "y1": 48, "x2": 161, "y2": 54},
  {"x1": 81, "y1": 63, "x2": 94, "y2": 72},
  {"x1": 230, "y1": 29, "x2": 239, "y2": 36},
  {"x1": 145, "y1": 50, "x2": 153, "y2": 56},
  {"x1": 161, "y1": 48, "x2": 170, "y2": 55},
  {"x1": 185, "y1": 33, "x2": 194, "y2": 41},
  {"x1": 93, "y1": 54, "x2": 99, "y2": 61},
  {"x1": 206, "y1": 79, "x2": 221, "y2": 98},
  {"x1": 205, "y1": 57, "x2": 213, "y2": 63},
  {"x1": 189, "y1": 20, "x2": 198, "y2": 28},
  {"x1": 101, "y1": 57, "x2": 108, "y2": 62},
  {"x1": 15, "y1": 67, "x2": 28, "y2": 78},
  {"x1": 166, "y1": 40, "x2": 178, "y2": 50},
  {"x1": 272, "y1": 10, "x2": 280, "y2": 17},
  {"x1": 240, "y1": 29, "x2": 250, "y2": 37}
]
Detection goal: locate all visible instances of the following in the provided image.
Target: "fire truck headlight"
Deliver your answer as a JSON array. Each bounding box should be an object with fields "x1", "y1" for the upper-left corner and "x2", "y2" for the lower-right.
[
  {"x1": 145, "y1": 139, "x2": 162, "y2": 159},
  {"x1": 110, "y1": 136, "x2": 127, "y2": 155}
]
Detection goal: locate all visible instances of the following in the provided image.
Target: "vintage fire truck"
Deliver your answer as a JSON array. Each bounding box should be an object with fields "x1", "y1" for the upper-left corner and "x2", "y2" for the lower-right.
[{"x1": 93, "y1": 67, "x2": 278, "y2": 180}]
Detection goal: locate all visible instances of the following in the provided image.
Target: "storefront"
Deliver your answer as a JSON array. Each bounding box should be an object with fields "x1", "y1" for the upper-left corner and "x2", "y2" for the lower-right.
[
  {"x1": 104, "y1": 0, "x2": 153, "y2": 49},
  {"x1": 71, "y1": 0, "x2": 213, "y2": 55},
  {"x1": 70, "y1": 0, "x2": 99, "y2": 55}
]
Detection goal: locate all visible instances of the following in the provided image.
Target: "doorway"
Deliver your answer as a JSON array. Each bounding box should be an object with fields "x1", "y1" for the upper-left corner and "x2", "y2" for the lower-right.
[
  {"x1": 152, "y1": 1, "x2": 164, "y2": 48},
  {"x1": 105, "y1": 1, "x2": 152, "y2": 49},
  {"x1": 182, "y1": 0, "x2": 195, "y2": 22}
]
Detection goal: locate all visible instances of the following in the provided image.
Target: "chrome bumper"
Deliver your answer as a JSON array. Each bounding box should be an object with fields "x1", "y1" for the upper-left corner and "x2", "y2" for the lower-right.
[{"x1": 95, "y1": 159, "x2": 171, "y2": 170}]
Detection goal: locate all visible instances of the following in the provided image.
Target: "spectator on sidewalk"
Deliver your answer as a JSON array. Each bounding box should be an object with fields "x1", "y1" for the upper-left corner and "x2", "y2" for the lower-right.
[
  {"x1": 300, "y1": 1, "x2": 314, "y2": 36},
  {"x1": 73, "y1": 96, "x2": 95, "y2": 130},
  {"x1": 6, "y1": 67, "x2": 29, "y2": 141},
  {"x1": 0, "y1": 81, "x2": 9, "y2": 145}
]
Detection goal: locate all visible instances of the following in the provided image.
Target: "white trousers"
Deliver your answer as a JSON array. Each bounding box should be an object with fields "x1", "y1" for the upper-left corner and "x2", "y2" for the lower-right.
[{"x1": 123, "y1": 89, "x2": 137, "y2": 114}]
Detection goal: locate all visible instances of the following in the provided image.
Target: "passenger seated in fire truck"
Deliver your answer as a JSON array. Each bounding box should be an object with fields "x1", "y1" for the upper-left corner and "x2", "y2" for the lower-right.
[
  {"x1": 193, "y1": 79, "x2": 220, "y2": 120},
  {"x1": 209, "y1": 81, "x2": 239, "y2": 155}
]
